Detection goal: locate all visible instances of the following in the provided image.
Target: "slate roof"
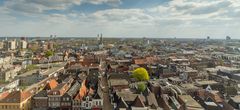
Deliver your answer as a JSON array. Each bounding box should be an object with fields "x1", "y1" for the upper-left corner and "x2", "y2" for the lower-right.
[
  {"x1": 33, "y1": 90, "x2": 47, "y2": 97},
  {"x1": 67, "y1": 81, "x2": 80, "y2": 97},
  {"x1": 117, "y1": 98, "x2": 128, "y2": 108}
]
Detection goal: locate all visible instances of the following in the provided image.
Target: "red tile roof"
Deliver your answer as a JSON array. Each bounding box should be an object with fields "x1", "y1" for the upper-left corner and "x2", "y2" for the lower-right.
[
  {"x1": 134, "y1": 59, "x2": 147, "y2": 65},
  {"x1": 46, "y1": 79, "x2": 58, "y2": 90},
  {"x1": 0, "y1": 91, "x2": 9, "y2": 100},
  {"x1": 74, "y1": 80, "x2": 88, "y2": 101},
  {"x1": 0, "y1": 90, "x2": 33, "y2": 103}
]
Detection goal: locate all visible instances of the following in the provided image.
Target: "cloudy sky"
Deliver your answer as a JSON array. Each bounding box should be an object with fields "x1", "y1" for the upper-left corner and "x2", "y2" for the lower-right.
[{"x1": 0, "y1": 0, "x2": 239, "y2": 38}]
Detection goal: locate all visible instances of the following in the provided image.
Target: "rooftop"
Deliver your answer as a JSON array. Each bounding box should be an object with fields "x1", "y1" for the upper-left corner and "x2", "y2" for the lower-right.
[
  {"x1": 230, "y1": 95, "x2": 240, "y2": 103},
  {"x1": 178, "y1": 95, "x2": 204, "y2": 110},
  {"x1": 195, "y1": 80, "x2": 218, "y2": 86}
]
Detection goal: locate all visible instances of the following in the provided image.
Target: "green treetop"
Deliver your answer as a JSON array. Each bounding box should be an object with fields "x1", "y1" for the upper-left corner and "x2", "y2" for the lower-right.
[{"x1": 131, "y1": 67, "x2": 150, "y2": 81}]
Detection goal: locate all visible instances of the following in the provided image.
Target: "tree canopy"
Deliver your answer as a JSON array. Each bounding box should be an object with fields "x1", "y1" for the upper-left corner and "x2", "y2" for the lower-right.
[
  {"x1": 44, "y1": 50, "x2": 54, "y2": 58},
  {"x1": 131, "y1": 67, "x2": 150, "y2": 81},
  {"x1": 137, "y1": 83, "x2": 146, "y2": 93}
]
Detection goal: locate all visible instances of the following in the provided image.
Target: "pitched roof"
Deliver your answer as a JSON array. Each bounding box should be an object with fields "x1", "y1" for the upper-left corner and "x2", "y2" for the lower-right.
[
  {"x1": 45, "y1": 79, "x2": 58, "y2": 90},
  {"x1": 209, "y1": 92, "x2": 223, "y2": 103},
  {"x1": 33, "y1": 90, "x2": 47, "y2": 97},
  {"x1": 230, "y1": 95, "x2": 240, "y2": 103},
  {"x1": 67, "y1": 81, "x2": 80, "y2": 97},
  {"x1": 93, "y1": 92, "x2": 101, "y2": 99},
  {"x1": 117, "y1": 98, "x2": 128, "y2": 108},
  {"x1": 150, "y1": 104, "x2": 157, "y2": 109},
  {"x1": 74, "y1": 80, "x2": 88, "y2": 101},
  {"x1": 116, "y1": 92, "x2": 145, "y2": 102},
  {"x1": 0, "y1": 90, "x2": 32, "y2": 103},
  {"x1": 147, "y1": 93, "x2": 159, "y2": 108},
  {"x1": 178, "y1": 95, "x2": 204, "y2": 109},
  {"x1": 134, "y1": 59, "x2": 147, "y2": 65},
  {"x1": 131, "y1": 95, "x2": 145, "y2": 107},
  {"x1": 0, "y1": 91, "x2": 9, "y2": 100}
]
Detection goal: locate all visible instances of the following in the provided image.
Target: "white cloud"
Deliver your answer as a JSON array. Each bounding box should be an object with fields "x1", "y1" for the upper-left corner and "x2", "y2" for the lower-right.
[
  {"x1": 3, "y1": 0, "x2": 122, "y2": 14},
  {"x1": 0, "y1": 0, "x2": 240, "y2": 38},
  {"x1": 85, "y1": 0, "x2": 121, "y2": 6},
  {"x1": 90, "y1": 9, "x2": 153, "y2": 24}
]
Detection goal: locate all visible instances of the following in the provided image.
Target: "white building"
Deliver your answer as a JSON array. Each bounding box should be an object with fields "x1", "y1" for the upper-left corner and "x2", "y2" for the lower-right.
[
  {"x1": 4, "y1": 40, "x2": 16, "y2": 50},
  {"x1": 19, "y1": 40, "x2": 27, "y2": 49}
]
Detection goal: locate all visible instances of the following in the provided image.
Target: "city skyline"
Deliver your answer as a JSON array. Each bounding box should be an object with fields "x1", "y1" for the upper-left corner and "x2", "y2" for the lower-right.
[{"x1": 0, "y1": 0, "x2": 239, "y2": 39}]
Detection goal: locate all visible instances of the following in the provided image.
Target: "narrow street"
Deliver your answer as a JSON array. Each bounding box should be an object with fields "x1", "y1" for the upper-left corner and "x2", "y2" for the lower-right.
[{"x1": 101, "y1": 74, "x2": 113, "y2": 110}]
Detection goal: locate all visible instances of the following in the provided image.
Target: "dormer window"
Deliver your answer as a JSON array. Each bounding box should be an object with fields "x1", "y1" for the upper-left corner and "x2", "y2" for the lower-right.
[{"x1": 86, "y1": 96, "x2": 89, "y2": 101}]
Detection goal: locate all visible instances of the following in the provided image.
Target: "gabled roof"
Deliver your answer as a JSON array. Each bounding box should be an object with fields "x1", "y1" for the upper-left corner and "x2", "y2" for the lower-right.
[
  {"x1": 147, "y1": 93, "x2": 159, "y2": 108},
  {"x1": 74, "y1": 80, "x2": 88, "y2": 101},
  {"x1": 131, "y1": 95, "x2": 145, "y2": 107},
  {"x1": 0, "y1": 90, "x2": 32, "y2": 103},
  {"x1": 67, "y1": 81, "x2": 80, "y2": 97},
  {"x1": 209, "y1": 92, "x2": 223, "y2": 103},
  {"x1": 117, "y1": 97, "x2": 128, "y2": 108},
  {"x1": 116, "y1": 92, "x2": 146, "y2": 102},
  {"x1": 45, "y1": 79, "x2": 58, "y2": 90},
  {"x1": 150, "y1": 104, "x2": 157, "y2": 109},
  {"x1": 93, "y1": 92, "x2": 101, "y2": 99},
  {"x1": 0, "y1": 91, "x2": 9, "y2": 100}
]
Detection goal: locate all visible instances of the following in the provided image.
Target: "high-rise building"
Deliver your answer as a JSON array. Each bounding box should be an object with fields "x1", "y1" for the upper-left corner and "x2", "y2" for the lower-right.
[
  {"x1": 0, "y1": 41, "x2": 3, "y2": 49},
  {"x1": 48, "y1": 41, "x2": 54, "y2": 50},
  {"x1": 19, "y1": 40, "x2": 28, "y2": 49},
  {"x1": 4, "y1": 40, "x2": 16, "y2": 50},
  {"x1": 97, "y1": 34, "x2": 103, "y2": 45}
]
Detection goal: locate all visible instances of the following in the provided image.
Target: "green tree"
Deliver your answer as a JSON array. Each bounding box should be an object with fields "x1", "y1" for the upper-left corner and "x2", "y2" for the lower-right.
[
  {"x1": 131, "y1": 67, "x2": 150, "y2": 81},
  {"x1": 45, "y1": 50, "x2": 54, "y2": 58},
  {"x1": 137, "y1": 83, "x2": 146, "y2": 93}
]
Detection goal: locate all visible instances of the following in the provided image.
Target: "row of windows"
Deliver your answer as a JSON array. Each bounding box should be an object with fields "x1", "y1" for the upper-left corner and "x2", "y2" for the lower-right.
[
  {"x1": 82, "y1": 101, "x2": 102, "y2": 108},
  {"x1": 61, "y1": 102, "x2": 71, "y2": 106},
  {"x1": 0, "y1": 105, "x2": 19, "y2": 109},
  {"x1": 35, "y1": 102, "x2": 47, "y2": 106},
  {"x1": 49, "y1": 97, "x2": 60, "y2": 101},
  {"x1": 49, "y1": 97, "x2": 71, "y2": 101},
  {"x1": 49, "y1": 102, "x2": 60, "y2": 107},
  {"x1": 62, "y1": 97, "x2": 70, "y2": 101}
]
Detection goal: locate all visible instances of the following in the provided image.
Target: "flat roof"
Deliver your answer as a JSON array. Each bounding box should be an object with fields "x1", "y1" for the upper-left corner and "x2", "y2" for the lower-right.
[
  {"x1": 180, "y1": 83, "x2": 199, "y2": 89},
  {"x1": 109, "y1": 79, "x2": 129, "y2": 86},
  {"x1": 196, "y1": 80, "x2": 218, "y2": 86}
]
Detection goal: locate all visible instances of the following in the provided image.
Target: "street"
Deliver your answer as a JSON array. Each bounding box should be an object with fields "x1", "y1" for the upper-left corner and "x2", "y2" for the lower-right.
[{"x1": 101, "y1": 74, "x2": 113, "y2": 110}]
